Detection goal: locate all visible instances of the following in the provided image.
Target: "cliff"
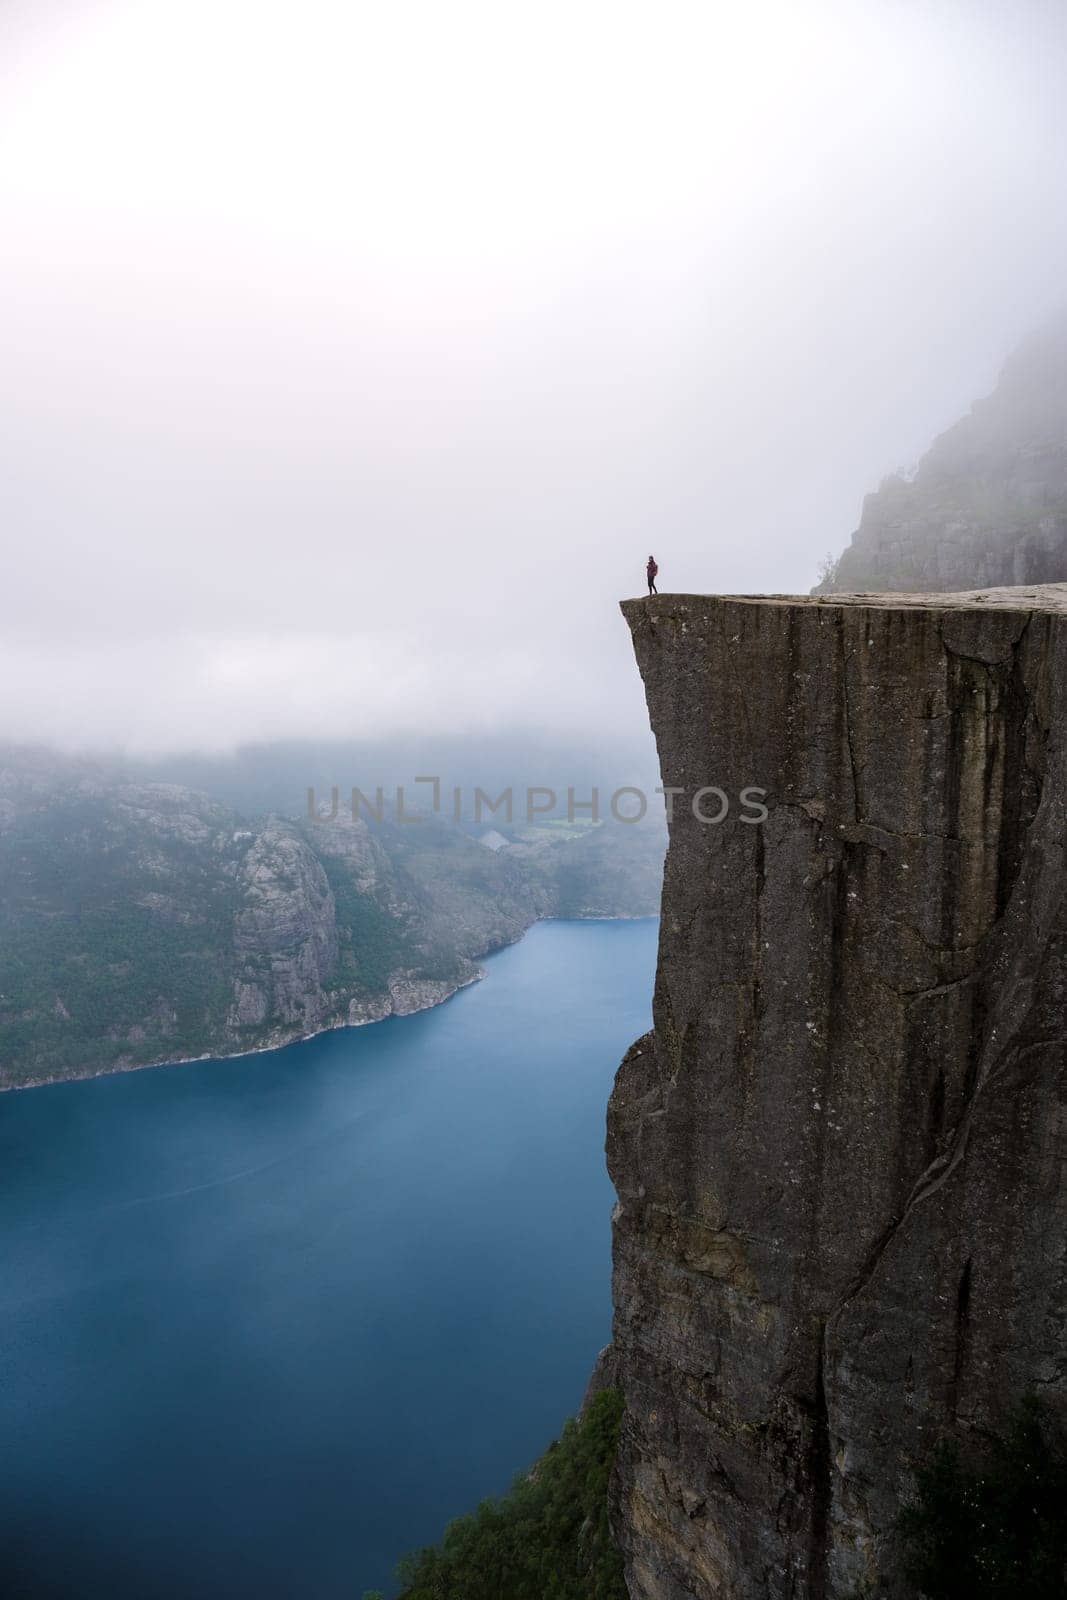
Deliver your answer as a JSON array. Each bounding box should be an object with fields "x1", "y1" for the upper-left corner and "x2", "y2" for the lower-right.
[
  {"x1": 608, "y1": 587, "x2": 1067, "y2": 1597},
  {"x1": 822, "y1": 318, "x2": 1067, "y2": 594}
]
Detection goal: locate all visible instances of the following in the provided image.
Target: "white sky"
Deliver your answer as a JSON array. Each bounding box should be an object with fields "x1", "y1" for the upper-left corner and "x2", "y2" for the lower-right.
[{"x1": 2, "y1": 0, "x2": 1066, "y2": 751}]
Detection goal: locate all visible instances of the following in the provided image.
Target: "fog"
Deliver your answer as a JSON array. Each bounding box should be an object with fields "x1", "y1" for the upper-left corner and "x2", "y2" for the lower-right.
[{"x1": 2, "y1": 0, "x2": 1066, "y2": 752}]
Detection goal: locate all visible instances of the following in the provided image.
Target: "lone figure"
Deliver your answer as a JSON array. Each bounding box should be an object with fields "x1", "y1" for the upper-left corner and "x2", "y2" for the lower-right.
[{"x1": 646, "y1": 554, "x2": 658, "y2": 595}]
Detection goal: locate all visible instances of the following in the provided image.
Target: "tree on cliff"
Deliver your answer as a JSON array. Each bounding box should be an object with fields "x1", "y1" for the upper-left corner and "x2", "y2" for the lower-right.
[
  {"x1": 394, "y1": 1388, "x2": 627, "y2": 1600},
  {"x1": 899, "y1": 1399, "x2": 1067, "y2": 1598}
]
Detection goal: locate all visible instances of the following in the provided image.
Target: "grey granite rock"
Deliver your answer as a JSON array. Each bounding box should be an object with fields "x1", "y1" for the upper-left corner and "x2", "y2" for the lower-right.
[
  {"x1": 230, "y1": 820, "x2": 340, "y2": 1031},
  {"x1": 607, "y1": 587, "x2": 1067, "y2": 1598}
]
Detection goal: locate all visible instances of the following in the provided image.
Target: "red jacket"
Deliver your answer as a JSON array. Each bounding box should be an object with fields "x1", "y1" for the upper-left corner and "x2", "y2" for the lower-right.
[{"x1": 647, "y1": 558, "x2": 658, "y2": 579}]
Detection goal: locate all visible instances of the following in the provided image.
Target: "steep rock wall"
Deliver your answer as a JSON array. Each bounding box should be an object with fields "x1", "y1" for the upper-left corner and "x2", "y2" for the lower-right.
[
  {"x1": 608, "y1": 587, "x2": 1067, "y2": 1598},
  {"x1": 230, "y1": 820, "x2": 341, "y2": 1030}
]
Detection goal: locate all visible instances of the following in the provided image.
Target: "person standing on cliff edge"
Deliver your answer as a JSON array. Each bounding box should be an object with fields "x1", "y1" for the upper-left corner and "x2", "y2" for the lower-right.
[{"x1": 646, "y1": 555, "x2": 658, "y2": 594}]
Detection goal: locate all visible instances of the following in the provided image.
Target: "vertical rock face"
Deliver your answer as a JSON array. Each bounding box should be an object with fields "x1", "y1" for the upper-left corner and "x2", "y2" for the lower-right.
[
  {"x1": 608, "y1": 587, "x2": 1067, "y2": 1598},
  {"x1": 230, "y1": 821, "x2": 341, "y2": 1031}
]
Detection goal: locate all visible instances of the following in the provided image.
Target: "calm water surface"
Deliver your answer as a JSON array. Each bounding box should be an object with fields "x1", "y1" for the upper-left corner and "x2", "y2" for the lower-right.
[{"x1": 0, "y1": 918, "x2": 657, "y2": 1599}]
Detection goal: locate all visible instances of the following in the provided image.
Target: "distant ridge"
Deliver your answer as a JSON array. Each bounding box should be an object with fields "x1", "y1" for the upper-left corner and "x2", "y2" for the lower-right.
[{"x1": 819, "y1": 312, "x2": 1067, "y2": 593}]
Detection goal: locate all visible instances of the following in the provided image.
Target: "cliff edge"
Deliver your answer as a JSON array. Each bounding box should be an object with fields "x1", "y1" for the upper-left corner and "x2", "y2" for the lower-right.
[{"x1": 608, "y1": 587, "x2": 1067, "y2": 1597}]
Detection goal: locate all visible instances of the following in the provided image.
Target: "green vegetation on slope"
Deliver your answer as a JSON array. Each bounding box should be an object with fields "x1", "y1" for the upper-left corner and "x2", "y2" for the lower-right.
[
  {"x1": 0, "y1": 747, "x2": 663, "y2": 1087},
  {"x1": 0, "y1": 907, "x2": 235, "y2": 1084},
  {"x1": 313, "y1": 848, "x2": 427, "y2": 994},
  {"x1": 394, "y1": 1388, "x2": 627, "y2": 1600},
  {"x1": 898, "y1": 1399, "x2": 1067, "y2": 1598},
  {"x1": 0, "y1": 791, "x2": 244, "y2": 1084}
]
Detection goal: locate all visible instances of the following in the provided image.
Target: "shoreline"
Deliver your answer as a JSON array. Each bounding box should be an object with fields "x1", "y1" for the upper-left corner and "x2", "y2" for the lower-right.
[
  {"x1": 0, "y1": 969, "x2": 487, "y2": 1096},
  {"x1": 1, "y1": 913, "x2": 659, "y2": 1094}
]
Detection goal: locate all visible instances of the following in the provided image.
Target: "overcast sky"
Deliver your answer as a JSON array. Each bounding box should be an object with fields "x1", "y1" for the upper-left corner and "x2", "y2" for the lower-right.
[{"x1": 2, "y1": 0, "x2": 1066, "y2": 752}]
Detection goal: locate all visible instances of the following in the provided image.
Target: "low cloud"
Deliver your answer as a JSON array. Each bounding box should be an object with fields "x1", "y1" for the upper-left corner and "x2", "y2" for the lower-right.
[{"x1": 2, "y1": 0, "x2": 1066, "y2": 751}]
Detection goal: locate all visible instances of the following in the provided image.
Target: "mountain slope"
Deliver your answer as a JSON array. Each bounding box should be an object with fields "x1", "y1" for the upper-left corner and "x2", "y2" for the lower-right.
[
  {"x1": 0, "y1": 749, "x2": 662, "y2": 1088},
  {"x1": 822, "y1": 316, "x2": 1067, "y2": 593}
]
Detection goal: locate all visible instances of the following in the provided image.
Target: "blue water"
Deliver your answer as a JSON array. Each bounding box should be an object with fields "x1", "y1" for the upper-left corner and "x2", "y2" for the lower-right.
[{"x1": 0, "y1": 918, "x2": 656, "y2": 1599}]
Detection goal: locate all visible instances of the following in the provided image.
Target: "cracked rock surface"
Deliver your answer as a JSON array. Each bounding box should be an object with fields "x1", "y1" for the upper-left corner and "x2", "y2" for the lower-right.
[{"x1": 607, "y1": 587, "x2": 1067, "y2": 1599}]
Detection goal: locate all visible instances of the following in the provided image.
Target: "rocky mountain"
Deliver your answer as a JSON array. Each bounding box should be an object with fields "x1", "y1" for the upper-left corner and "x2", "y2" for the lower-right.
[
  {"x1": 821, "y1": 316, "x2": 1067, "y2": 594},
  {"x1": 0, "y1": 749, "x2": 662, "y2": 1089},
  {"x1": 606, "y1": 587, "x2": 1067, "y2": 1597}
]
